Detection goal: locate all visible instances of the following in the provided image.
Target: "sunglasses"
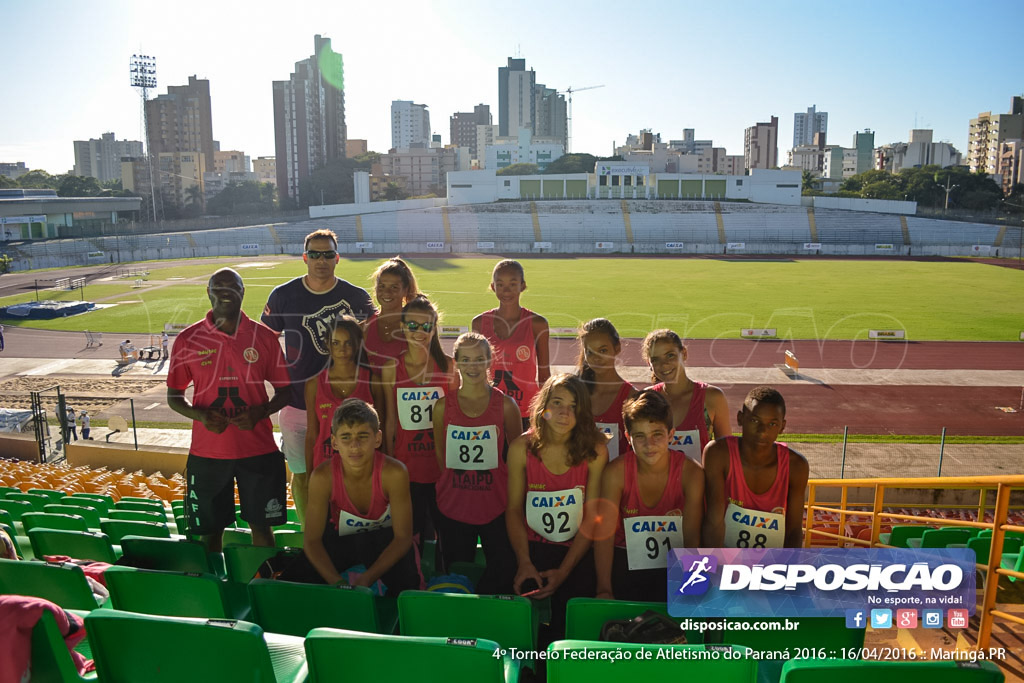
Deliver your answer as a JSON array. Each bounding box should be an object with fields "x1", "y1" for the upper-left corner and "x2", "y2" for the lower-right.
[
  {"x1": 404, "y1": 321, "x2": 435, "y2": 333},
  {"x1": 306, "y1": 249, "x2": 337, "y2": 260}
]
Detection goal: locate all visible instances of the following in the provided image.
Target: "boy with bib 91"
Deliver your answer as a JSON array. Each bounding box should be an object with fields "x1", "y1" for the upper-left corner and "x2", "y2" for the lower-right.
[
  {"x1": 702, "y1": 386, "x2": 809, "y2": 549},
  {"x1": 595, "y1": 390, "x2": 703, "y2": 602}
]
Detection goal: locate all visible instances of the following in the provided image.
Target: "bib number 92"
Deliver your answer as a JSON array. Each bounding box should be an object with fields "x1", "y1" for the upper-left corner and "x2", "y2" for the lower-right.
[{"x1": 541, "y1": 511, "x2": 571, "y2": 535}]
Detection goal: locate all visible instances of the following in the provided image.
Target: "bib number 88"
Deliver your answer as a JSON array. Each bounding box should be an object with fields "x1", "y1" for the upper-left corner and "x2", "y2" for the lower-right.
[{"x1": 736, "y1": 530, "x2": 767, "y2": 548}]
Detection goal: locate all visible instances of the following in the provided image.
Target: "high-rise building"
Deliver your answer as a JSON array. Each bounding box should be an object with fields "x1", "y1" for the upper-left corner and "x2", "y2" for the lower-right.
[
  {"x1": 379, "y1": 146, "x2": 468, "y2": 196},
  {"x1": 346, "y1": 140, "x2": 368, "y2": 158},
  {"x1": 997, "y1": 140, "x2": 1023, "y2": 194},
  {"x1": 534, "y1": 85, "x2": 567, "y2": 150},
  {"x1": 744, "y1": 116, "x2": 778, "y2": 171},
  {"x1": 0, "y1": 162, "x2": 28, "y2": 180},
  {"x1": 146, "y1": 76, "x2": 215, "y2": 174},
  {"x1": 391, "y1": 100, "x2": 431, "y2": 150},
  {"x1": 874, "y1": 130, "x2": 961, "y2": 173},
  {"x1": 213, "y1": 150, "x2": 249, "y2": 174},
  {"x1": 852, "y1": 130, "x2": 875, "y2": 175},
  {"x1": 73, "y1": 133, "x2": 143, "y2": 182},
  {"x1": 450, "y1": 105, "x2": 491, "y2": 159},
  {"x1": 253, "y1": 156, "x2": 277, "y2": 186},
  {"x1": 793, "y1": 105, "x2": 828, "y2": 149},
  {"x1": 498, "y1": 58, "x2": 535, "y2": 138},
  {"x1": 272, "y1": 34, "x2": 347, "y2": 205},
  {"x1": 968, "y1": 96, "x2": 1024, "y2": 175}
]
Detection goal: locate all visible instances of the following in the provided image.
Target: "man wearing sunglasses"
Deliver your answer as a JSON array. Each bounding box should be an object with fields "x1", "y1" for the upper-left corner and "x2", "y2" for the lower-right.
[{"x1": 262, "y1": 229, "x2": 375, "y2": 524}]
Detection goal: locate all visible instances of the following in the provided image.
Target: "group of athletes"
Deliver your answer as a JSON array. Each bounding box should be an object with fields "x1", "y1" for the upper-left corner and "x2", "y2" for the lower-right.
[{"x1": 166, "y1": 228, "x2": 808, "y2": 640}]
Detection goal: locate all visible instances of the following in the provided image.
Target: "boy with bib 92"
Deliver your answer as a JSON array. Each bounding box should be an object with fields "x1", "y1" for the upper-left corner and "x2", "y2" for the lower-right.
[
  {"x1": 702, "y1": 386, "x2": 808, "y2": 549},
  {"x1": 595, "y1": 390, "x2": 704, "y2": 602}
]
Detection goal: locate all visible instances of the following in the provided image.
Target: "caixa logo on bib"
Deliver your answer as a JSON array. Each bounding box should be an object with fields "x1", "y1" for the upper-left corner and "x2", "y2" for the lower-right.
[{"x1": 667, "y1": 548, "x2": 976, "y2": 618}]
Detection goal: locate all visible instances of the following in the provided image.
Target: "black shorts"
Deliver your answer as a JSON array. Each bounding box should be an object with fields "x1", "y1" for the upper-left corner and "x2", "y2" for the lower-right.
[{"x1": 185, "y1": 451, "x2": 287, "y2": 534}]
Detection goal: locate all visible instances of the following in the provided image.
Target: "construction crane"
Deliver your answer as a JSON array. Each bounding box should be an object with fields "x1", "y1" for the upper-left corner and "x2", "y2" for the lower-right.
[{"x1": 558, "y1": 85, "x2": 604, "y2": 153}]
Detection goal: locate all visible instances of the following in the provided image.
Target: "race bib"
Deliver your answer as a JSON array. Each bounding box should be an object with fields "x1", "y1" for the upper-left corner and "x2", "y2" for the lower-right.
[
  {"x1": 525, "y1": 487, "x2": 584, "y2": 543},
  {"x1": 596, "y1": 422, "x2": 620, "y2": 460},
  {"x1": 723, "y1": 502, "x2": 786, "y2": 549},
  {"x1": 445, "y1": 423, "x2": 499, "y2": 471},
  {"x1": 337, "y1": 505, "x2": 392, "y2": 537},
  {"x1": 397, "y1": 385, "x2": 445, "y2": 431},
  {"x1": 668, "y1": 429, "x2": 701, "y2": 460},
  {"x1": 624, "y1": 514, "x2": 684, "y2": 570}
]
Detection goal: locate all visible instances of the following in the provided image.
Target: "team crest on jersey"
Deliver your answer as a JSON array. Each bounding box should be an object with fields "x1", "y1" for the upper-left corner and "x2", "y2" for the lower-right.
[
  {"x1": 515, "y1": 344, "x2": 532, "y2": 362},
  {"x1": 243, "y1": 347, "x2": 259, "y2": 363},
  {"x1": 450, "y1": 428, "x2": 493, "y2": 441},
  {"x1": 631, "y1": 519, "x2": 679, "y2": 533},
  {"x1": 302, "y1": 301, "x2": 358, "y2": 355},
  {"x1": 670, "y1": 433, "x2": 695, "y2": 447}
]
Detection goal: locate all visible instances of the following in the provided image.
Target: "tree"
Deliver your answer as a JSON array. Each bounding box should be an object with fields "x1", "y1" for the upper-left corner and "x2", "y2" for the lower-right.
[
  {"x1": 0, "y1": 254, "x2": 12, "y2": 274},
  {"x1": 57, "y1": 175, "x2": 103, "y2": 197},
  {"x1": 382, "y1": 182, "x2": 407, "y2": 201},
  {"x1": 206, "y1": 181, "x2": 277, "y2": 216},
  {"x1": 801, "y1": 170, "x2": 817, "y2": 194},
  {"x1": 296, "y1": 156, "x2": 374, "y2": 208},
  {"x1": 16, "y1": 169, "x2": 59, "y2": 189},
  {"x1": 0, "y1": 175, "x2": 15, "y2": 189},
  {"x1": 496, "y1": 163, "x2": 539, "y2": 176},
  {"x1": 183, "y1": 184, "x2": 204, "y2": 217},
  {"x1": 542, "y1": 154, "x2": 597, "y2": 174}
]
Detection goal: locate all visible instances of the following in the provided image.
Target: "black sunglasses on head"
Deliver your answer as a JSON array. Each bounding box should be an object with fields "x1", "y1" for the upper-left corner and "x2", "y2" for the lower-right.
[{"x1": 306, "y1": 249, "x2": 337, "y2": 260}]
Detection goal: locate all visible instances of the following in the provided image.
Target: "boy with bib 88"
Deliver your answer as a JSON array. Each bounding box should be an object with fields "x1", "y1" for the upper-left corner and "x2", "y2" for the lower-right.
[{"x1": 702, "y1": 386, "x2": 809, "y2": 549}]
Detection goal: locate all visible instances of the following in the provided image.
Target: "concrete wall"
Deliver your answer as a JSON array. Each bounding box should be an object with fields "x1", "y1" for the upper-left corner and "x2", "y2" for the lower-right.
[
  {"x1": 813, "y1": 196, "x2": 916, "y2": 215},
  {"x1": 66, "y1": 440, "x2": 189, "y2": 477},
  {"x1": 308, "y1": 197, "x2": 446, "y2": 219},
  {"x1": 0, "y1": 433, "x2": 42, "y2": 462}
]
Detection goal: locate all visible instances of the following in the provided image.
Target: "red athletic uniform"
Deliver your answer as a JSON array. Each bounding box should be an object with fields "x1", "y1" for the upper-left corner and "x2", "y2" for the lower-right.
[
  {"x1": 593, "y1": 381, "x2": 634, "y2": 460},
  {"x1": 479, "y1": 308, "x2": 538, "y2": 417},
  {"x1": 312, "y1": 366, "x2": 374, "y2": 470},
  {"x1": 167, "y1": 311, "x2": 289, "y2": 459},
  {"x1": 614, "y1": 450, "x2": 687, "y2": 548},
  {"x1": 650, "y1": 380, "x2": 710, "y2": 461},
  {"x1": 392, "y1": 354, "x2": 447, "y2": 484},
  {"x1": 722, "y1": 436, "x2": 791, "y2": 549},
  {"x1": 524, "y1": 451, "x2": 588, "y2": 547},
  {"x1": 364, "y1": 313, "x2": 407, "y2": 374},
  {"x1": 435, "y1": 388, "x2": 509, "y2": 525},
  {"x1": 328, "y1": 450, "x2": 392, "y2": 535}
]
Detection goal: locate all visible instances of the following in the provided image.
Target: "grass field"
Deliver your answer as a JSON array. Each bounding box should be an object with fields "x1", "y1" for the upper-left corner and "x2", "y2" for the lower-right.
[{"x1": 2, "y1": 257, "x2": 1022, "y2": 340}]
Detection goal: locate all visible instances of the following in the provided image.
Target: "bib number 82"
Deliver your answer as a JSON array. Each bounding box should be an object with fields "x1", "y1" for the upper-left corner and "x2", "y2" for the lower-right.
[{"x1": 458, "y1": 444, "x2": 484, "y2": 464}]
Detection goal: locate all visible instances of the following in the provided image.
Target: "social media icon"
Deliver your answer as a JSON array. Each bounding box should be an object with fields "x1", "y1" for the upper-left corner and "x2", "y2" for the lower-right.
[
  {"x1": 896, "y1": 609, "x2": 917, "y2": 628},
  {"x1": 923, "y1": 610, "x2": 943, "y2": 628},
  {"x1": 947, "y1": 609, "x2": 969, "y2": 629},
  {"x1": 870, "y1": 609, "x2": 892, "y2": 629},
  {"x1": 846, "y1": 609, "x2": 866, "y2": 629}
]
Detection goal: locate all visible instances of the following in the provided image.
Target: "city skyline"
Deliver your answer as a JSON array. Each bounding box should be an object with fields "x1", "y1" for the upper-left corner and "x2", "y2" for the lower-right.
[{"x1": 3, "y1": 0, "x2": 1022, "y2": 176}]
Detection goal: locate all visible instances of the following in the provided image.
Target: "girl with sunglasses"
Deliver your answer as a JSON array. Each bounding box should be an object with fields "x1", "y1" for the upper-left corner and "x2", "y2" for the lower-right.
[{"x1": 381, "y1": 295, "x2": 457, "y2": 550}]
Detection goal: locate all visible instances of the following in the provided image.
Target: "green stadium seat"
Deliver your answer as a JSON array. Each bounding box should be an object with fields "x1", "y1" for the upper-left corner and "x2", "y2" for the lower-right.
[
  {"x1": 0, "y1": 509, "x2": 13, "y2": 530},
  {"x1": 304, "y1": 628, "x2": 518, "y2": 683},
  {"x1": 712, "y1": 617, "x2": 864, "y2": 683},
  {"x1": 399, "y1": 591, "x2": 536, "y2": 657},
  {"x1": 908, "y1": 528, "x2": 974, "y2": 549},
  {"x1": 979, "y1": 529, "x2": 1024, "y2": 542},
  {"x1": 223, "y1": 528, "x2": 253, "y2": 545},
  {"x1": 7, "y1": 492, "x2": 50, "y2": 511},
  {"x1": 222, "y1": 544, "x2": 288, "y2": 615},
  {"x1": 28, "y1": 529, "x2": 117, "y2": 564},
  {"x1": 1, "y1": 522, "x2": 24, "y2": 559},
  {"x1": 119, "y1": 536, "x2": 218, "y2": 574},
  {"x1": 28, "y1": 609, "x2": 97, "y2": 683},
  {"x1": 114, "y1": 499, "x2": 167, "y2": 514},
  {"x1": 273, "y1": 529, "x2": 303, "y2": 548},
  {"x1": 44, "y1": 504, "x2": 102, "y2": 529},
  {"x1": 0, "y1": 558, "x2": 103, "y2": 610},
  {"x1": 28, "y1": 488, "x2": 67, "y2": 503},
  {"x1": 107, "y1": 509, "x2": 166, "y2": 525},
  {"x1": 962, "y1": 536, "x2": 1022, "y2": 560},
  {"x1": 118, "y1": 495, "x2": 165, "y2": 505},
  {"x1": 100, "y1": 519, "x2": 171, "y2": 543},
  {"x1": 104, "y1": 566, "x2": 240, "y2": 619},
  {"x1": 547, "y1": 642, "x2": 754, "y2": 682},
  {"x1": 0, "y1": 498, "x2": 35, "y2": 521},
  {"x1": 449, "y1": 560, "x2": 486, "y2": 586},
  {"x1": 287, "y1": 507, "x2": 300, "y2": 523},
  {"x1": 85, "y1": 608, "x2": 307, "y2": 683},
  {"x1": 22, "y1": 512, "x2": 89, "y2": 533},
  {"x1": 1000, "y1": 551, "x2": 1023, "y2": 583},
  {"x1": 0, "y1": 485, "x2": 20, "y2": 498},
  {"x1": 65, "y1": 494, "x2": 112, "y2": 515},
  {"x1": 565, "y1": 597, "x2": 705, "y2": 644},
  {"x1": 249, "y1": 579, "x2": 397, "y2": 636},
  {"x1": 780, "y1": 658, "x2": 1004, "y2": 682},
  {"x1": 171, "y1": 499, "x2": 185, "y2": 512},
  {"x1": 878, "y1": 525, "x2": 934, "y2": 547}
]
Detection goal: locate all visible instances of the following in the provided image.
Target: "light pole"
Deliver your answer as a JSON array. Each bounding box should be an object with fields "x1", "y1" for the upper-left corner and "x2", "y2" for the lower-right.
[
  {"x1": 941, "y1": 175, "x2": 958, "y2": 212},
  {"x1": 130, "y1": 54, "x2": 158, "y2": 223}
]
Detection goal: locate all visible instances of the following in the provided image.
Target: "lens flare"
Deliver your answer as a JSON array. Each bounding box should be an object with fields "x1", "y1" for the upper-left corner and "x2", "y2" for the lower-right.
[{"x1": 579, "y1": 498, "x2": 618, "y2": 541}]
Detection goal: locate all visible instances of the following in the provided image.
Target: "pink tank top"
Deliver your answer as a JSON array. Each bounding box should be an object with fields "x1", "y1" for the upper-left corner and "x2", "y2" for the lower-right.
[
  {"x1": 312, "y1": 366, "x2": 374, "y2": 471},
  {"x1": 393, "y1": 353, "x2": 447, "y2": 484},
  {"x1": 725, "y1": 436, "x2": 791, "y2": 514},
  {"x1": 480, "y1": 308, "x2": 538, "y2": 417},
  {"x1": 593, "y1": 380, "x2": 634, "y2": 458},
  {"x1": 364, "y1": 313, "x2": 407, "y2": 375},
  {"x1": 651, "y1": 380, "x2": 710, "y2": 459},
  {"x1": 524, "y1": 448, "x2": 589, "y2": 547},
  {"x1": 435, "y1": 388, "x2": 508, "y2": 525},
  {"x1": 614, "y1": 450, "x2": 688, "y2": 547},
  {"x1": 329, "y1": 450, "x2": 390, "y2": 531}
]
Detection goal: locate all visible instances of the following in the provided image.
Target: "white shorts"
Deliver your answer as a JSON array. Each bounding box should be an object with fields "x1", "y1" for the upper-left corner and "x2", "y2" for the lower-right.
[{"x1": 278, "y1": 405, "x2": 308, "y2": 475}]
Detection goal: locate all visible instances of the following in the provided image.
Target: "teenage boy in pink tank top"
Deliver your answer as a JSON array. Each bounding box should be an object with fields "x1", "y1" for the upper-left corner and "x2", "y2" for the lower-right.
[{"x1": 702, "y1": 386, "x2": 809, "y2": 549}]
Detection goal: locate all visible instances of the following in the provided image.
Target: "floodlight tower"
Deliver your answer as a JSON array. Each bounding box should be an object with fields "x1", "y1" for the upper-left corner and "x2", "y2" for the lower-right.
[{"x1": 130, "y1": 54, "x2": 159, "y2": 222}]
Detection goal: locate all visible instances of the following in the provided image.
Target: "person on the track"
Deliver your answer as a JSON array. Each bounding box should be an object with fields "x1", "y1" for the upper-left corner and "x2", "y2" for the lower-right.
[
  {"x1": 473, "y1": 260, "x2": 550, "y2": 430},
  {"x1": 703, "y1": 385, "x2": 809, "y2": 549},
  {"x1": 642, "y1": 329, "x2": 730, "y2": 462},
  {"x1": 574, "y1": 318, "x2": 637, "y2": 461}
]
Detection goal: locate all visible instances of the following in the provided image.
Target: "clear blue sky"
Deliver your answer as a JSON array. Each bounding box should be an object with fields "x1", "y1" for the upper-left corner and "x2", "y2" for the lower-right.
[{"x1": 3, "y1": 0, "x2": 1022, "y2": 174}]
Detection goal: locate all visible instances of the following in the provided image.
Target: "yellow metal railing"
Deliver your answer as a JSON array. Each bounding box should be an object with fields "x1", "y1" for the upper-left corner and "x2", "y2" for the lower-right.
[{"x1": 803, "y1": 475, "x2": 1024, "y2": 650}]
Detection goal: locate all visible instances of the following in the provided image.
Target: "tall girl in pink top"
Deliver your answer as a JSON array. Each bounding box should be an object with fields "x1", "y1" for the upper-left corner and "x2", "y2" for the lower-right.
[
  {"x1": 381, "y1": 295, "x2": 456, "y2": 550},
  {"x1": 703, "y1": 385, "x2": 809, "y2": 549},
  {"x1": 575, "y1": 318, "x2": 637, "y2": 460},
  {"x1": 472, "y1": 260, "x2": 550, "y2": 427},
  {"x1": 506, "y1": 374, "x2": 608, "y2": 642},
  {"x1": 364, "y1": 258, "x2": 418, "y2": 375},
  {"x1": 432, "y1": 332, "x2": 523, "y2": 594},
  {"x1": 304, "y1": 316, "x2": 383, "y2": 475},
  {"x1": 642, "y1": 329, "x2": 730, "y2": 462}
]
